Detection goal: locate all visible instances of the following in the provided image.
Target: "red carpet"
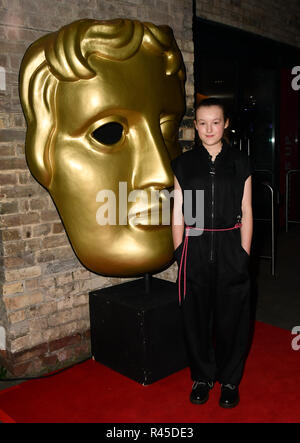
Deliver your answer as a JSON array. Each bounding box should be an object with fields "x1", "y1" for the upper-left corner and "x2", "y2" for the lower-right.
[{"x1": 0, "y1": 321, "x2": 299, "y2": 423}]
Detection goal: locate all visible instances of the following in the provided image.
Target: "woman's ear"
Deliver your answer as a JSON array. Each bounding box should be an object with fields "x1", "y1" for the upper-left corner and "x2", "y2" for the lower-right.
[{"x1": 224, "y1": 118, "x2": 230, "y2": 129}]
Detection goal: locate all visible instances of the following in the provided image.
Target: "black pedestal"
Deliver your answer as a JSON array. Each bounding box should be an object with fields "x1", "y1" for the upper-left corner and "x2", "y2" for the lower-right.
[{"x1": 89, "y1": 277, "x2": 188, "y2": 385}]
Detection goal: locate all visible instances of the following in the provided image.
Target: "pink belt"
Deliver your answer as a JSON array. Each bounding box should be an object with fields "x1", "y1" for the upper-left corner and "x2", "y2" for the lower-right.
[{"x1": 177, "y1": 222, "x2": 242, "y2": 305}]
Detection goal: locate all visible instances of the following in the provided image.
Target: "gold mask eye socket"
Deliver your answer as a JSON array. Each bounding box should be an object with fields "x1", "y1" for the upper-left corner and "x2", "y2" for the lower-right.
[
  {"x1": 88, "y1": 116, "x2": 128, "y2": 152},
  {"x1": 91, "y1": 122, "x2": 124, "y2": 145}
]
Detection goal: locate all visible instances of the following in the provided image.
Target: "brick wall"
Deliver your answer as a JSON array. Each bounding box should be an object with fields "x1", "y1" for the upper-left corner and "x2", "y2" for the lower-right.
[
  {"x1": 196, "y1": 0, "x2": 300, "y2": 48},
  {"x1": 0, "y1": 0, "x2": 194, "y2": 375}
]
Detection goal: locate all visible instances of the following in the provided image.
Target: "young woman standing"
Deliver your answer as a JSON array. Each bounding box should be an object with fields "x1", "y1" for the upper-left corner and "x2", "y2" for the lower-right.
[{"x1": 171, "y1": 98, "x2": 253, "y2": 408}]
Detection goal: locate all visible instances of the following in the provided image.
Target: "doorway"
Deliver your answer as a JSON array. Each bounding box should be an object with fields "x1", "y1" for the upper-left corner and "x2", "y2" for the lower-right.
[{"x1": 193, "y1": 17, "x2": 300, "y2": 274}]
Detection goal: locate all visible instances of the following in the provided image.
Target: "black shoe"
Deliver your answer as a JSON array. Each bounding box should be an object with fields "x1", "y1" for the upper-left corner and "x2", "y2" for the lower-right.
[
  {"x1": 190, "y1": 381, "x2": 214, "y2": 405},
  {"x1": 219, "y1": 384, "x2": 240, "y2": 408}
]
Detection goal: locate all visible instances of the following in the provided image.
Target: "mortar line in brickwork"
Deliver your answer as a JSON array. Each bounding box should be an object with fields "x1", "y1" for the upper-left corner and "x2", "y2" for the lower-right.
[{"x1": 0, "y1": 23, "x2": 53, "y2": 34}]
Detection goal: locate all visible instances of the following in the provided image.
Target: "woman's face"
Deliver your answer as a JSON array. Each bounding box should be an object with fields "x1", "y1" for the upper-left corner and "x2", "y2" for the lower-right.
[{"x1": 194, "y1": 105, "x2": 229, "y2": 149}]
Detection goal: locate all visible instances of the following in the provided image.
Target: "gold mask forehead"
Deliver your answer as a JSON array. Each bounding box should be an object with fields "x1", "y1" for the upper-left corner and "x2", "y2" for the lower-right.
[
  {"x1": 23, "y1": 18, "x2": 185, "y2": 81},
  {"x1": 19, "y1": 19, "x2": 186, "y2": 276}
]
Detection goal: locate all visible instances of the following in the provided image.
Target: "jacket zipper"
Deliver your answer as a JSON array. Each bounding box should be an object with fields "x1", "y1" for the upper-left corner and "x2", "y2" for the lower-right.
[{"x1": 209, "y1": 158, "x2": 216, "y2": 262}]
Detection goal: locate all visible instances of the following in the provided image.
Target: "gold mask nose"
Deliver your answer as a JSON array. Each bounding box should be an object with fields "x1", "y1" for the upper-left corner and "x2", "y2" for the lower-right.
[{"x1": 19, "y1": 18, "x2": 186, "y2": 276}]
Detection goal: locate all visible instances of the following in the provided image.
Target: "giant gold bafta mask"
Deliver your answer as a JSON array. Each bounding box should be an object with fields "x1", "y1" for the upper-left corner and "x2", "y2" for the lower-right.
[{"x1": 19, "y1": 19, "x2": 186, "y2": 276}]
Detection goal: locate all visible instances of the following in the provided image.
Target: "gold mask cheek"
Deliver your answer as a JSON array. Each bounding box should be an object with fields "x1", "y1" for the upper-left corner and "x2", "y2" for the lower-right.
[{"x1": 48, "y1": 134, "x2": 125, "y2": 268}]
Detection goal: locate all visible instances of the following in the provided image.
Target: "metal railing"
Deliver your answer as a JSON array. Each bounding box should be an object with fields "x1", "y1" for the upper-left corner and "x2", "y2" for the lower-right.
[
  {"x1": 237, "y1": 137, "x2": 251, "y2": 156},
  {"x1": 253, "y1": 172, "x2": 276, "y2": 276},
  {"x1": 285, "y1": 170, "x2": 300, "y2": 233},
  {"x1": 258, "y1": 182, "x2": 275, "y2": 276}
]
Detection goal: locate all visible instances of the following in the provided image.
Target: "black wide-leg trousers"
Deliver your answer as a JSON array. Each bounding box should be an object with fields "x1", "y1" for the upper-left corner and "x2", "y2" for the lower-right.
[{"x1": 176, "y1": 228, "x2": 252, "y2": 386}]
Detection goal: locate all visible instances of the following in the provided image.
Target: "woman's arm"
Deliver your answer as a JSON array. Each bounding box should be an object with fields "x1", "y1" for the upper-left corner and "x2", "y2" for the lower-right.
[
  {"x1": 172, "y1": 175, "x2": 184, "y2": 249},
  {"x1": 240, "y1": 176, "x2": 253, "y2": 255}
]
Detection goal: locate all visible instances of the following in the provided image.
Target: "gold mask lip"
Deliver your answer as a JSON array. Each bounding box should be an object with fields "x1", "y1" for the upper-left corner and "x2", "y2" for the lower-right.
[
  {"x1": 128, "y1": 201, "x2": 162, "y2": 226},
  {"x1": 127, "y1": 188, "x2": 174, "y2": 230}
]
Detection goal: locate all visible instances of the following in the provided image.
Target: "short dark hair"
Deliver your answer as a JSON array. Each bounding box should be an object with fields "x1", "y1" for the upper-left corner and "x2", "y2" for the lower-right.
[{"x1": 195, "y1": 97, "x2": 229, "y2": 121}]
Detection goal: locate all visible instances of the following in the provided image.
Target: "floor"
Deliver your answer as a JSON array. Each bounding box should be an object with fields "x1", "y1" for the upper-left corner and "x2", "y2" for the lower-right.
[
  {"x1": 254, "y1": 223, "x2": 300, "y2": 331},
  {"x1": 0, "y1": 223, "x2": 299, "y2": 393}
]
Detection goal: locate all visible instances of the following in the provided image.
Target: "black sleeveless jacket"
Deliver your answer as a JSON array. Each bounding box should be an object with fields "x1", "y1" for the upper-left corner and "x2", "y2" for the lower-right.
[{"x1": 170, "y1": 140, "x2": 253, "y2": 229}]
